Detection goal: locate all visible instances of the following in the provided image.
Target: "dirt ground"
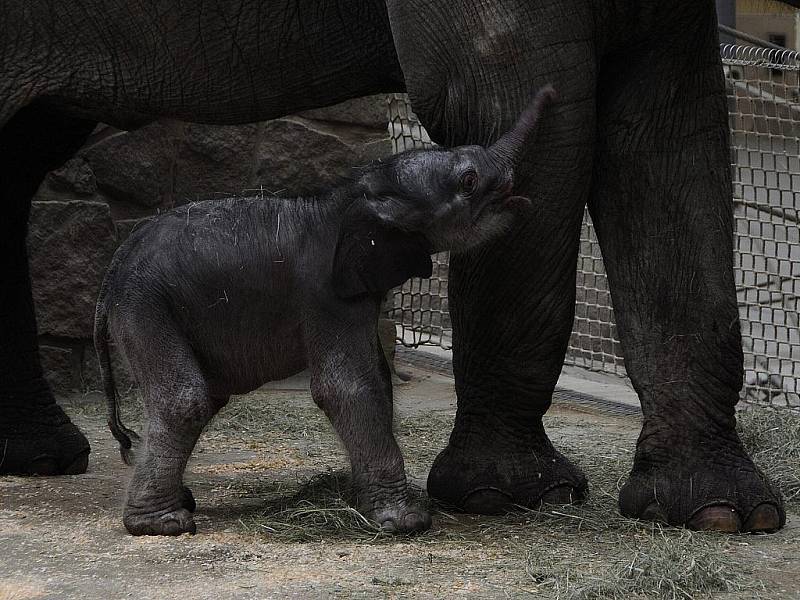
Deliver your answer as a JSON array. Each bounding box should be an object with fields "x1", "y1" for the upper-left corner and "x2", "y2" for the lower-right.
[{"x1": 1, "y1": 363, "x2": 798, "y2": 599}]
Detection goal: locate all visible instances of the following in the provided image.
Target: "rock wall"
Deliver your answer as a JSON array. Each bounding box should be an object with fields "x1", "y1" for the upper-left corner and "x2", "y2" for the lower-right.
[{"x1": 29, "y1": 95, "x2": 392, "y2": 394}]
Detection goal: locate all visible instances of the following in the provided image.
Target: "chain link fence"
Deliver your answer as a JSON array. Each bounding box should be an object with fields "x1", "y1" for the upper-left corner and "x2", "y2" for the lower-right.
[
  {"x1": 385, "y1": 43, "x2": 800, "y2": 408},
  {"x1": 724, "y1": 44, "x2": 800, "y2": 408},
  {"x1": 386, "y1": 93, "x2": 453, "y2": 349}
]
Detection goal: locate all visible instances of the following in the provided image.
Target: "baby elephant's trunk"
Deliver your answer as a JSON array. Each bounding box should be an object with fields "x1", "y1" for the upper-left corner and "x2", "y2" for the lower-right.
[{"x1": 487, "y1": 84, "x2": 557, "y2": 168}]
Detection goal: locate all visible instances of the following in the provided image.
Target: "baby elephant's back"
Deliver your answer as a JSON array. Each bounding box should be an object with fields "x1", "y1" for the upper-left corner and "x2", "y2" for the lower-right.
[{"x1": 103, "y1": 197, "x2": 316, "y2": 392}]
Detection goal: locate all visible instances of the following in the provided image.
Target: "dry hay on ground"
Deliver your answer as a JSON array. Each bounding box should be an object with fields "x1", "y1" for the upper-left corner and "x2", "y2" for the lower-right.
[{"x1": 57, "y1": 385, "x2": 800, "y2": 599}]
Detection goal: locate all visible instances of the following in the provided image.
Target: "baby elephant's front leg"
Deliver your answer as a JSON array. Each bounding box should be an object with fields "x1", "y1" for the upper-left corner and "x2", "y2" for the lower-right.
[
  {"x1": 348, "y1": 433, "x2": 429, "y2": 533},
  {"x1": 311, "y1": 350, "x2": 431, "y2": 533}
]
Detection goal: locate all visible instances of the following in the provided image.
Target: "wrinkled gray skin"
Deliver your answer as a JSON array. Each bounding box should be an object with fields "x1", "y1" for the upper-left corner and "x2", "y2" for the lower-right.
[{"x1": 94, "y1": 89, "x2": 554, "y2": 536}]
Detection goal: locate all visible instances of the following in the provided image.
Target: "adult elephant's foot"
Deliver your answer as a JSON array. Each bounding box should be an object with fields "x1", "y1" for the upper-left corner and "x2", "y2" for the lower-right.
[
  {"x1": 619, "y1": 427, "x2": 785, "y2": 533},
  {"x1": 427, "y1": 423, "x2": 588, "y2": 513},
  {"x1": 0, "y1": 387, "x2": 90, "y2": 475}
]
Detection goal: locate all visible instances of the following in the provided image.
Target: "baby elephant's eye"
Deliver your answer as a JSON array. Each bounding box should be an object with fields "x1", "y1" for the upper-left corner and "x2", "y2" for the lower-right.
[{"x1": 459, "y1": 170, "x2": 479, "y2": 195}]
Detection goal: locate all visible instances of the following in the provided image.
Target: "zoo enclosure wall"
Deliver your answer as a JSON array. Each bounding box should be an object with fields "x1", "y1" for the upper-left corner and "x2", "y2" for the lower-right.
[{"x1": 385, "y1": 42, "x2": 800, "y2": 410}]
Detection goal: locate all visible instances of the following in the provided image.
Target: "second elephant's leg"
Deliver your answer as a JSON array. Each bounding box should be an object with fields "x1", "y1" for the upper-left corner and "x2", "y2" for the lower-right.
[
  {"x1": 386, "y1": 1, "x2": 597, "y2": 511},
  {"x1": 590, "y1": 5, "x2": 783, "y2": 532},
  {"x1": 0, "y1": 104, "x2": 96, "y2": 476}
]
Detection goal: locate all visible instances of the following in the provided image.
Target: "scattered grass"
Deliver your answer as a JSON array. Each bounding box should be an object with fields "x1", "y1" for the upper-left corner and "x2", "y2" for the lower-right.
[
  {"x1": 527, "y1": 529, "x2": 762, "y2": 599},
  {"x1": 737, "y1": 407, "x2": 800, "y2": 505},
  {"x1": 64, "y1": 385, "x2": 797, "y2": 597},
  {"x1": 238, "y1": 471, "x2": 432, "y2": 543},
  {"x1": 234, "y1": 406, "x2": 768, "y2": 598},
  {"x1": 65, "y1": 390, "x2": 145, "y2": 427},
  {"x1": 74, "y1": 385, "x2": 800, "y2": 512},
  {"x1": 208, "y1": 390, "x2": 328, "y2": 438},
  {"x1": 238, "y1": 471, "x2": 382, "y2": 542},
  {"x1": 396, "y1": 411, "x2": 455, "y2": 473},
  {"x1": 279, "y1": 406, "x2": 797, "y2": 597}
]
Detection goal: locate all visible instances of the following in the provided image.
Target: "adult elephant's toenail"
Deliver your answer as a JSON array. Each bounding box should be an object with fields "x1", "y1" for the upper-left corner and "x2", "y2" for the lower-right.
[
  {"x1": 63, "y1": 449, "x2": 90, "y2": 475},
  {"x1": 461, "y1": 487, "x2": 514, "y2": 514},
  {"x1": 26, "y1": 455, "x2": 59, "y2": 476},
  {"x1": 540, "y1": 485, "x2": 578, "y2": 506},
  {"x1": 743, "y1": 503, "x2": 781, "y2": 533},
  {"x1": 640, "y1": 502, "x2": 668, "y2": 523},
  {"x1": 687, "y1": 505, "x2": 741, "y2": 533}
]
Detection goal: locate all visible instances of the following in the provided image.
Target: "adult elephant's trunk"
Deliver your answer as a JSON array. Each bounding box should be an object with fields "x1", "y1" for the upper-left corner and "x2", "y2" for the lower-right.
[{"x1": 487, "y1": 84, "x2": 557, "y2": 168}]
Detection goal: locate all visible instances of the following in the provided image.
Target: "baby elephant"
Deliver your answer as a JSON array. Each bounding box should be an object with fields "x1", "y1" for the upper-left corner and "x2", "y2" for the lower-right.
[{"x1": 95, "y1": 86, "x2": 556, "y2": 536}]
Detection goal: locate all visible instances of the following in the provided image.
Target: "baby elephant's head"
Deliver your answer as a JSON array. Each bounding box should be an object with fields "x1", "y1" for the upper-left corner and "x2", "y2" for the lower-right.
[
  {"x1": 332, "y1": 85, "x2": 556, "y2": 299},
  {"x1": 356, "y1": 84, "x2": 557, "y2": 252}
]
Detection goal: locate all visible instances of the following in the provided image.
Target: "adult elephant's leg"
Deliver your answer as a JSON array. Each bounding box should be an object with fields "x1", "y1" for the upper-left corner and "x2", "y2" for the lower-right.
[
  {"x1": 0, "y1": 104, "x2": 96, "y2": 475},
  {"x1": 589, "y1": 5, "x2": 783, "y2": 532},
  {"x1": 386, "y1": 1, "x2": 596, "y2": 511}
]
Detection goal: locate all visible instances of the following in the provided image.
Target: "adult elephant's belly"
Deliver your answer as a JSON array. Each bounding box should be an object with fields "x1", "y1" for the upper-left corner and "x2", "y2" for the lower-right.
[{"x1": 186, "y1": 311, "x2": 308, "y2": 397}]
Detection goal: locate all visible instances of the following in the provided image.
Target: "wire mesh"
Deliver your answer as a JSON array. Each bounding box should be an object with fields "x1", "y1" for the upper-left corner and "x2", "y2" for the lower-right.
[
  {"x1": 569, "y1": 213, "x2": 626, "y2": 376},
  {"x1": 385, "y1": 94, "x2": 453, "y2": 349},
  {"x1": 723, "y1": 44, "x2": 800, "y2": 408},
  {"x1": 385, "y1": 45, "x2": 800, "y2": 407}
]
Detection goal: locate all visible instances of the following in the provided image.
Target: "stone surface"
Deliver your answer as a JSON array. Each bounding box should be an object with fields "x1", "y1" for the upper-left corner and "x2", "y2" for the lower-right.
[
  {"x1": 297, "y1": 95, "x2": 389, "y2": 129},
  {"x1": 254, "y1": 118, "x2": 392, "y2": 195},
  {"x1": 28, "y1": 200, "x2": 117, "y2": 339},
  {"x1": 81, "y1": 121, "x2": 181, "y2": 209},
  {"x1": 39, "y1": 345, "x2": 80, "y2": 393},
  {"x1": 175, "y1": 123, "x2": 260, "y2": 201},
  {"x1": 46, "y1": 157, "x2": 97, "y2": 196}
]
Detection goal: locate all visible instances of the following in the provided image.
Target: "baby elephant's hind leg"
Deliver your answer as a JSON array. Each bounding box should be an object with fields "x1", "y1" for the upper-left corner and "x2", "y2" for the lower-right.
[{"x1": 122, "y1": 335, "x2": 216, "y2": 536}]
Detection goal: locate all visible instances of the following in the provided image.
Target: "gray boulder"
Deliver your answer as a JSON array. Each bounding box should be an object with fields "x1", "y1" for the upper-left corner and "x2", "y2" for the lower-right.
[{"x1": 28, "y1": 200, "x2": 117, "y2": 338}]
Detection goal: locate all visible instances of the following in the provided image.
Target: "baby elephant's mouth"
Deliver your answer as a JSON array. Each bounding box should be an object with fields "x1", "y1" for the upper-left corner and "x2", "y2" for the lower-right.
[
  {"x1": 473, "y1": 183, "x2": 529, "y2": 223},
  {"x1": 495, "y1": 181, "x2": 513, "y2": 197},
  {"x1": 500, "y1": 194, "x2": 531, "y2": 209}
]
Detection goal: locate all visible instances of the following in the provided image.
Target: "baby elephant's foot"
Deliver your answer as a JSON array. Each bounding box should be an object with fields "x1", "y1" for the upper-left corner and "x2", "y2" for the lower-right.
[
  {"x1": 123, "y1": 484, "x2": 198, "y2": 536},
  {"x1": 368, "y1": 502, "x2": 432, "y2": 534},
  {"x1": 124, "y1": 507, "x2": 196, "y2": 536}
]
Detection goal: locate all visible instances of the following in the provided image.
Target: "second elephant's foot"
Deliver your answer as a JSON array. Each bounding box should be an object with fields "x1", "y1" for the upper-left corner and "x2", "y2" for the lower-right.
[
  {"x1": 427, "y1": 436, "x2": 588, "y2": 513},
  {"x1": 619, "y1": 449, "x2": 785, "y2": 533},
  {"x1": 0, "y1": 398, "x2": 90, "y2": 476}
]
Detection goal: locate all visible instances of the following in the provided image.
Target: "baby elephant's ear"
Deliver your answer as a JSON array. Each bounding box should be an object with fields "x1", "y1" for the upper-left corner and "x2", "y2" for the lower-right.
[{"x1": 332, "y1": 221, "x2": 433, "y2": 300}]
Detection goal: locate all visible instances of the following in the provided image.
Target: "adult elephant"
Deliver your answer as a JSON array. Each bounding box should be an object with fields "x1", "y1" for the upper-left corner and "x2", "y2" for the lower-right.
[{"x1": 0, "y1": 0, "x2": 791, "y2": 533}]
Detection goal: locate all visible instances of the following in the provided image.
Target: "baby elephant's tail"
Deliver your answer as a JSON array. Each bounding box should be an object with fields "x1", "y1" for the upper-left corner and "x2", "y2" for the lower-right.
[{"x1": 93, "y1": 296, "x2": 139, "y2": 465}]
